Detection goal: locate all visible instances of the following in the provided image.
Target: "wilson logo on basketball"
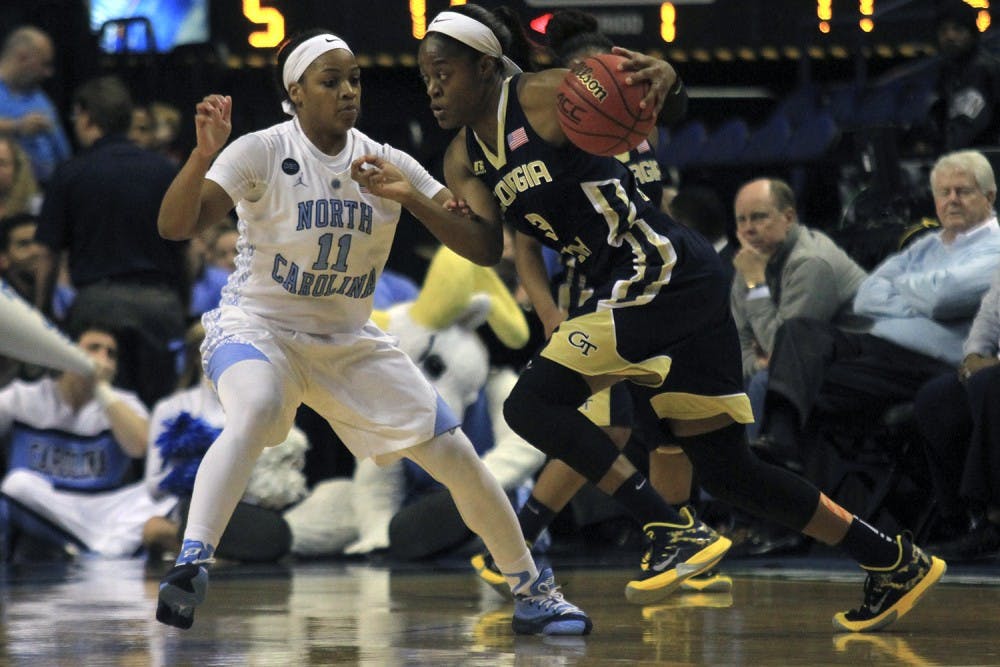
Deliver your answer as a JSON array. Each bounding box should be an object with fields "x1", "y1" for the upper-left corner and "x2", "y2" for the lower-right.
[{"x1": 570, "y1": 63, "x2": 608, "y2": 103}]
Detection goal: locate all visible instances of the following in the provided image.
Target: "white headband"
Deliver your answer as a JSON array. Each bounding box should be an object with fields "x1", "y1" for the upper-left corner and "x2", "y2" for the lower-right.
[
  {"x1": 281, "y1": 34, "x2": 353, "y2": 115},
  {"x1": 427, "y1": 11, "x2": 522, "y2": 77}
]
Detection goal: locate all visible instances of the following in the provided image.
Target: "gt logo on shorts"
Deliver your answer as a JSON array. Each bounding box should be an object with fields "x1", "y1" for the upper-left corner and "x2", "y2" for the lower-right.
[{"x1": 568, "y1": 330, "x2": 598, "y2": 356}]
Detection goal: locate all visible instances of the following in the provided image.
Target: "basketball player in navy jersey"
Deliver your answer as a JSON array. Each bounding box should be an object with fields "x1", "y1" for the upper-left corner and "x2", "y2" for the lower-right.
[
  {"x1": 152, "y1": 29, "x2": 590, "y2": 636},
  {"x1": 357, "y1": 4, "x2": 945, "y2": 631},
  {"x1": 453, "y1": 7, "x2": 732, "y2": 597}
]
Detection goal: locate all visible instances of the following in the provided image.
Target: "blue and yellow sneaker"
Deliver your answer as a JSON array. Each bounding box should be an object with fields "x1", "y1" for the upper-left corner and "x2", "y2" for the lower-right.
[
  {"x1": 471, "y1": 550, "x2": 512, "y2": 599},
  {"x1": 156, "y1": 539, "x2": 214, "y2": 629},
  {"x1": 832, "y1": 540, "x2": 946, "y2": 633},
  {"x1": 625, "y1": 506, "x2": 732, "y2": 605},
  {"x1": 512, "y1": 567, "x2": 592, "y2": 636}
]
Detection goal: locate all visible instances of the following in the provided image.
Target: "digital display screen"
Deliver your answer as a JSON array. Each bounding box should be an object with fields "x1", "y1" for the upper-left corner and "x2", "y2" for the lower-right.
[{"x1": 90, "y1": 0, "x2": 209, "y2": 53}]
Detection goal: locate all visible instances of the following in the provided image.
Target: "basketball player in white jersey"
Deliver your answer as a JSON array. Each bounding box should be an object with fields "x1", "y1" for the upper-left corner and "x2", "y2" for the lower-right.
[{"x1": 153, "y1": 30, "x2": 590, "y2": 636}]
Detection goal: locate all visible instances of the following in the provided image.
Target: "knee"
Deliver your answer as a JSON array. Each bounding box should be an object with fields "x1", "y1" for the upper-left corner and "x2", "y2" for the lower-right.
[
  {"x1": 226, "y1": 394, "x2": 293, "y2": 446},
  {"x1": 502, "y1": 382, "x2": 533, "y2": 437},
  {"x1": 967, "y1": 365, "x2": 1000, "y2": 399},
  {"x1": 694, "y1": 459, "x2": 747, "y2": 503}
]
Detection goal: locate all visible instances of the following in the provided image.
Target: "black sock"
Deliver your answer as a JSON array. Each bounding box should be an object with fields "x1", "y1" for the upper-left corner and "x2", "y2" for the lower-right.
[
  {"x1": 839, "y1": 516, "x2": 911, "y2": 569},
  {"x1": 612, "y1": 472, "x2": 684, "y2": 527},
  {"x1": 518, "y1": 496, "x2": 557, "y2": 544}
]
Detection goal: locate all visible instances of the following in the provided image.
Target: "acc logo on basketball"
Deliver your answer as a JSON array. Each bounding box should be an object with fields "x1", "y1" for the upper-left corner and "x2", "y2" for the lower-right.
[
  {"x1": 556, "y1": 93, "x2": 585, "y2": 125},
  {"x1": 567, "y1": 330, "x2": 598, "y2": 356},
  {"x1": 281, "y1": 158, "x2": 300, "y2": 175}
]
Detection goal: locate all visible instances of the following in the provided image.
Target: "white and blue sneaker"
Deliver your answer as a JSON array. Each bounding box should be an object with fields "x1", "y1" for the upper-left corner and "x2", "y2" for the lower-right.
[
  {"x1": 512, "y1": 567, "x2": 592, "y2": 636},
  {"x1": 156, "y1": 540, "x2": 214, "y2": 629}
]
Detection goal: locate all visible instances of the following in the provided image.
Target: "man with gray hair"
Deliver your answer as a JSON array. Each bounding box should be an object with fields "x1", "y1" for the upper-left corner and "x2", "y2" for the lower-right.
[
  {"x1": 0, "y1": 26, "x2": 71, "y2": 183},
  {"x1": 757, "y1": 150, "x2": 1000, "y2": 472}
]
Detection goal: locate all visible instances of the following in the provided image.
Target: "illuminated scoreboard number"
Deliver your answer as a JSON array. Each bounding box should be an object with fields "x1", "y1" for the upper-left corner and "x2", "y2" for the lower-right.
[
  {"x1": 241, "y1": 0, "x2": 285, "y2": 48},
  {"x1": 234, "y1": 1, "x2": 679, "y2": 53},
  {"x1": 817, "y1": 0, "x2": 990, "y2": 35}
]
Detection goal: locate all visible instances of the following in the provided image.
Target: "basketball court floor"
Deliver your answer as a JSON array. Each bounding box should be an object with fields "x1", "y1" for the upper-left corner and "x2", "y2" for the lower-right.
[{"x1": 2, "y1": 549, "x2": 999, "y2": 666}]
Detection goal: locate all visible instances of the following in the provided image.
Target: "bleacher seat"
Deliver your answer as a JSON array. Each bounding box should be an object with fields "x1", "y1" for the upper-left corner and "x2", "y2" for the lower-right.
[
  {"x1": 825, "y1": 83, "x2": 862, "y2": 128},
  {"x1": 740, "y1": 111, "x2": 792, "y2": 165},
  {"x1": 775, "y1": 83, "x2": 821, "y2": 128},
  {"x1": 696, "y1": 118, "x2": 750, "y2": 166},
  {"x1": 854, "y1": 80, "x2": 903, "y2": 128},
  {"x1": 660, "y1": 120, "x2": 708, "y2": 170},
  {"x1": 783, "y1": 110, "x2": 839, "y2": 162}
]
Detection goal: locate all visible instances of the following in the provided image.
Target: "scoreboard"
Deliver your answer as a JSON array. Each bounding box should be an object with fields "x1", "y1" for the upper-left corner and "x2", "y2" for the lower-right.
[{"x1": 123, "y1": 0, "x2": 988, "y2": 63}]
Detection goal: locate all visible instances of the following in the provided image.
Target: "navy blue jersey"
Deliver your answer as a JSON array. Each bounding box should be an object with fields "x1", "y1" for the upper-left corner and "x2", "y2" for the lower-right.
[
  {"x1": 618, "y1": 136, "x2": 664, "y2": 210},
  {"x1": 467, "y1": 76, "x2": 717, "y2": 312}
]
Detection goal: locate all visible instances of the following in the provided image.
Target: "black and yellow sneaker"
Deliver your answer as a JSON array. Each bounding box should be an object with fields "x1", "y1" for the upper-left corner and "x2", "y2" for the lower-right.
[
  {"x1": 679, "y1": 569, "x2": 733, "y2": 593},
  {"x1": 625, "y1": 506, "x2": 732, "y2": 605},
  {"x1": 471, "y1": 550, "x2": 512, "y2": 600},
  {"x1": 832, "y1": 540, "x2": 946, "y2": 633}
]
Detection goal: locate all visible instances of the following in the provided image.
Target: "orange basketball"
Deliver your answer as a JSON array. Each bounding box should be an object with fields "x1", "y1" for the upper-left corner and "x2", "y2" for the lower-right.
[{"x1": 556, "y1": 53, "x2": 655, "y2": 157}]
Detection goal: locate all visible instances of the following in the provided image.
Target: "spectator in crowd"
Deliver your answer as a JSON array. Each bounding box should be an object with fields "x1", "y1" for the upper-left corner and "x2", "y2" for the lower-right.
[
  {"x1": 668, "y1": 184, "x2": 734, "y2": 286},
  {"x1": 0, "y1": 212, "x2": 36, "y2": 301},
  {"x1": 0, "y1": 134, "x2": 40, "y2": 219},
  {"x1": 0, "y1": 26, "x2": 71, "y2": 184},
  {"x1": 913, "y1": 265, "x2": 1000, "y2": 561},
  {"x1": 930, "y1": 0, "x2": 1000, "y2": 152},
  {"x1": 149, "y1": 100, "x2": 183, "y2": 164},
  {"x1": 33, "y1": 75, "x2": 187, "y2": 407},
  {"x1": 128, "y1": 104, "x2": 156, "y2": 149},
  {"x1": 732, "y1": 178, "x2": 867, "y2": 448},
  {"x1": 0, "y1": 213, "x2": 44, "y2": 386},
  {"x1": 0, "y1": 323, "x2": 172, "y2": 560},
  {"x1": 189, "y1": 218, "x2": 238, "y2": 318},
  {"x1": 756, "y1": 150, "x2": 1000, "y2": 472}
]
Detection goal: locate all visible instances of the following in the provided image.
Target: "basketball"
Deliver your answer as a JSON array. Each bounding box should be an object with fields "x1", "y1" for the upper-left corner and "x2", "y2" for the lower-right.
[{"x1": 556, "y1": 53, "x2": 655, "y2": 157}]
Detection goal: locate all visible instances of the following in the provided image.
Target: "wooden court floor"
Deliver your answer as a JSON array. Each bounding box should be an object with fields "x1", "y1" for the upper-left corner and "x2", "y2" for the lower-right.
[{"x1": 2, "y1": 555, "x2": 999, "y2": 666}]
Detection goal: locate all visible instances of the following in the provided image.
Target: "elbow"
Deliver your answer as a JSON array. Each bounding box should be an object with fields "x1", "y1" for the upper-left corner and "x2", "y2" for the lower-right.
[
  {"x1": 475, "y1": 244, "x2": 503, "y2": 267},
  {"x1": 158, "y1": 219, "x2": 187, "y2": 241},
  {"x1": 461, "y1": 237, "x2": 503, "y2": 266}
]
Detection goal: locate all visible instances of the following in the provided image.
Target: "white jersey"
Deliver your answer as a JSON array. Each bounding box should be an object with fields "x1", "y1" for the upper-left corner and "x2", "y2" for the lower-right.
[
  {"x1": 0, "y1": 377, "x2": 147, "y2": 437},
  {"x1": 206, "y1": 118, "x2": 444, "y2": 334},
  {"x1": 0, "y1": 377, "x2": 149, "y2": 491},
  {"x1": 0, "y1": 379, "x2": 171, "y2": 557}
]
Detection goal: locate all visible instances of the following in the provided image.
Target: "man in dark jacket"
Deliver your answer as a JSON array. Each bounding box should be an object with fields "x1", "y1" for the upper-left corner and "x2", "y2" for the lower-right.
[
  {"x1": 933, "y1": 0, "x2": 1000, "y2": 151},
  {"x1": 33, "y1": 75, "x2": 187, "y2": 406}
]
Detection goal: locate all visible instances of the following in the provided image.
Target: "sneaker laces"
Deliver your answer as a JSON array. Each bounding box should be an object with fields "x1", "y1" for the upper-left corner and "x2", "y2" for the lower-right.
[{"x1": 521, "y1": 580, "x2": 576, "y2": 614}]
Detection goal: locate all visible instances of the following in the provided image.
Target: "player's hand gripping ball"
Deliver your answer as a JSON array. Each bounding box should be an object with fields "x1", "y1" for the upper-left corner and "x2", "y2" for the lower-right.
[{"x1": 556, "y1": 53, "x2": 655, "y2": 157}]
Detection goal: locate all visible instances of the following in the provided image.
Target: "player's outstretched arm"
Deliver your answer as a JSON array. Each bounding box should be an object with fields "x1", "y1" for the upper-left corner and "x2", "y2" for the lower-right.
[
  {"x1": 351, "y1": 142, "x2": 504, "y2": 266},
  {"x1": 158, "y1": 94, "x2": 236, "y2": 241}
]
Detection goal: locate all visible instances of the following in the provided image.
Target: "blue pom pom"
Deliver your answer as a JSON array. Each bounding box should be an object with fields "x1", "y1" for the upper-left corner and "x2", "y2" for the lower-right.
[{"x1": 155, "y1": 412, "x2": 222, "y2": 495}]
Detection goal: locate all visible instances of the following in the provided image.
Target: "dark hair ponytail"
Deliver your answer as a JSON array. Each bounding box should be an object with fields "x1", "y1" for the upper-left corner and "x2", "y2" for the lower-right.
[{"x1": 545, "y1": 9, "x2": 612, "y2": 66}]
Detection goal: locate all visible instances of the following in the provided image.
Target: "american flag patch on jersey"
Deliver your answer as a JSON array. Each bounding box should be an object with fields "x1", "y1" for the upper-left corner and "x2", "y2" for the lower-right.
[
  {"x1": 636, "y1": 139, "x2": 651, "y2": 153},
  {"x1": 507, "y1": 127, "x2": 529, "y2": 150}
]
